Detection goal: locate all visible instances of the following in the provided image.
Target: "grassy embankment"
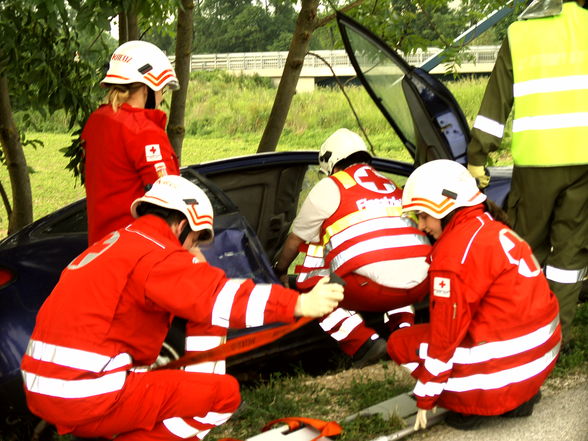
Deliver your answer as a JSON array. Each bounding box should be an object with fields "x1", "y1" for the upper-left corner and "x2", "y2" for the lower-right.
[{"x1": 0, "y1": 72, "x2": 491, "y2": 236}]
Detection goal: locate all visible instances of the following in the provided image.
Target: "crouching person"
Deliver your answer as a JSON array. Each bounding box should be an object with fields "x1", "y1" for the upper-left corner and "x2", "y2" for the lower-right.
[
  {"x1": 274, "y1": 128, "x2": 431, "y2": 368},
  {"x1": 20, "y1": 175, "x2": 344, "y2": 441},
  {"x1": 390, "y1": 160, "x2": 561, "y2": 431}
]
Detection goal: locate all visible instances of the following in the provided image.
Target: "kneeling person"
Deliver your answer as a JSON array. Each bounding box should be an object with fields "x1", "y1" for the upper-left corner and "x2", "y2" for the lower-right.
[
  {"x1": 20, "y1": 175, "x2": 343, "y2": 441},
  {"x1": 274, "y1": 129, "x2": 431, "y2": 367},
  {"x1": 392, "y1": 160, "x2": 561, "y2": 430}
]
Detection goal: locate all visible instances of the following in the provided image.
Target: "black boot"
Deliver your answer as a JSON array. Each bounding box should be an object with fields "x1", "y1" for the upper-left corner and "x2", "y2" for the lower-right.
[
  {"x1": 444, "y1": 412, "x2": 491, "y2": 430},
  {"x1": 502, "y1": 390, "x2": 542, "y2": 418},
  {"x1": 351, "y1": 338, "x2": 388, "y2": 368}
]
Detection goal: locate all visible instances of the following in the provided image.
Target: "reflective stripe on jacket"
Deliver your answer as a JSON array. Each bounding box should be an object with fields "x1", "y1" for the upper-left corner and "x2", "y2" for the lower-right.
[{"x1": 508, "y1": 2, "x2": 588, "y2": 166}]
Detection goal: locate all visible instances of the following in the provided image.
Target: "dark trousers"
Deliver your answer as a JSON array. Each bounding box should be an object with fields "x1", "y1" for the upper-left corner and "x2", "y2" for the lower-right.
[{"x1": 507, "y1": 164, "x2": 588, "y2": 340}]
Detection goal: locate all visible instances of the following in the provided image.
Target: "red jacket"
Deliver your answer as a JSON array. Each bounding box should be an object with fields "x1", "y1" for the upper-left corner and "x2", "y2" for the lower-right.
[
  {"x1": 82, "y1": 104, "x2": 180, "y2": 245},
  {"x1": 413, "y1": 205, "x2": 561, "y2": 414},
  {"x1": 21, "y1": 215, "x2": 299, "y2": 427}
]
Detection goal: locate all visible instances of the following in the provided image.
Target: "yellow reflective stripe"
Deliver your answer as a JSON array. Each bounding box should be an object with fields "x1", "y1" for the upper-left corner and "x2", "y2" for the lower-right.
[
  {"x1": 332, "y1": 171, "x2": 356, "y2": 189},
  {"x1": 323, "y1": 206, "x2": 403, "y2": 245},
  {"x1": 22, "y1": 370, "x2": 126, "y2": 398},
  {"x1": 26, "y1": 340, "x2": 131, "y2": 373},
  {"x1": 327, "y1": 216, "x2": 416, "y2": 251},
  {"x1": 306, "y1": 244, "x2": 324, "y2": 258}
]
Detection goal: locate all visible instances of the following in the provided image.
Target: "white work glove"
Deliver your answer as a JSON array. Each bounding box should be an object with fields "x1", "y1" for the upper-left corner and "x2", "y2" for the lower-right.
[
  {"x1": 414, "y1": 408, "x2": 428, "y2": 431},
  {"x1": 294, "y1": 277, "x2": 344, "y2": 318},
  {"x1": 467, "y1": 164, "x2": 490, "y2": 189}
]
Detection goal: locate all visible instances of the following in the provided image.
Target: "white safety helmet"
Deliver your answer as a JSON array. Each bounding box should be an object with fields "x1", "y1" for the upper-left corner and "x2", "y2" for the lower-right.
[
  {"x1": 101, "y1": 40, "x2": 179, "y2": 92},
  {"x1": 131, "y1": 175, "x2": 214, "y2": 243},
  {"x1": 318, "y1": 128, "x2": 370, "y2": 175},
  {"x1": 402, "y1": 159, "x2": 487, "y2": 219}
]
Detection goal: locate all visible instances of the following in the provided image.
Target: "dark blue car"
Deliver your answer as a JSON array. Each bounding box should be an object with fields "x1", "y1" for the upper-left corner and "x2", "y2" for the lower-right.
[{"x1": 0, "y1": 14, "x2": 514, "y2": 419}]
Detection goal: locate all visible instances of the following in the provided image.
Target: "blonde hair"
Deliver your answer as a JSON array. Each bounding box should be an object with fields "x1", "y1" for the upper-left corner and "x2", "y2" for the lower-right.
[{"x1": 105, "y1": 83, "x2": 143, "y2": 112}]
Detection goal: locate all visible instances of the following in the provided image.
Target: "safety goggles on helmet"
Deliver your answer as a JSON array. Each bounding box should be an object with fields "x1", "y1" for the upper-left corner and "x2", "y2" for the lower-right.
[
  {"x1": 131, "y1": 175, "x2": 214, "y2": 243},
  {"x1": 402, "y1": 159, "x2": 487, "y2": 219},
  {"x1": 318, "y1": 128, "x2": 371, "y2": 175},
  {"x1": 101, "y1": 40, "x2": 179, "y2": 92}
]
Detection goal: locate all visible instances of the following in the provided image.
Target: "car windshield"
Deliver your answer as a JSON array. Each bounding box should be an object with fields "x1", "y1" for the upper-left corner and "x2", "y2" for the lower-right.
[{"x1": 344, "y1": 24, "x2": 416, "y2": 149}]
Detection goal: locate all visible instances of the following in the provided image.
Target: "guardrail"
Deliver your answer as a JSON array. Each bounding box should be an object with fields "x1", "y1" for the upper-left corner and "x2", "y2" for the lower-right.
[{"x1": 171, "y1": 46, "x2": 500, "y2": 74}]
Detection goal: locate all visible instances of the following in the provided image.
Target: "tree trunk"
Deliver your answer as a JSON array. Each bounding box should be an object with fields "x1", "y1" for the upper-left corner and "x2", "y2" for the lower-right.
[
  {"x1": 257, "y1": 0, "x2": 320, "y2": 153},
  {"x1": 167, "y1": 0, "x2": 194, "y2": 162},
  {"x1": 118, "y1": 2, "x2": 139, "y2": 45},
  {"x1": 0, "y1": 75, "x2": 33, "y2": 234},
  {"x1": 118, "y1": 11, "x2": 128, "y2": 44}
]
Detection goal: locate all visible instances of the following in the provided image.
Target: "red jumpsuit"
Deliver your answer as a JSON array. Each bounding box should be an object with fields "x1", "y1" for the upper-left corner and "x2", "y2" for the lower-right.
[
  {"x1": 296, "y1": 164, "x2": 431, "y2": 355},
  {"x1": 388, "y1": 205, "x2": 561, "y2": 415},
  {"x1": 82, "y1": 103, "x2": 180, "y2": 245},
  {"x1": 20, "y1": 215, "x2": 299, "y2": 440}
]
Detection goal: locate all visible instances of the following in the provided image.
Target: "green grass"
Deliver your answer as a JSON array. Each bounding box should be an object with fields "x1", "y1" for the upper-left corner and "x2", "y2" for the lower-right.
[{"x1": 209, "y1": 363, "x2": 410, "y2": 441}]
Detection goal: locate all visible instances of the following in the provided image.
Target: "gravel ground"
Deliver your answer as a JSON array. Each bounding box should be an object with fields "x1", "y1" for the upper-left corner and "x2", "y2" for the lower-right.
[{"x1": 406, "y1": 372, "x2": 588, "y2": 441}]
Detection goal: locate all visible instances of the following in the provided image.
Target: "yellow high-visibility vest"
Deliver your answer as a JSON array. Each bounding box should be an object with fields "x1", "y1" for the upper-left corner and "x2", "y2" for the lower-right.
[{"x1": 508, "y1": 2, "x2": 588, "y2": 166}]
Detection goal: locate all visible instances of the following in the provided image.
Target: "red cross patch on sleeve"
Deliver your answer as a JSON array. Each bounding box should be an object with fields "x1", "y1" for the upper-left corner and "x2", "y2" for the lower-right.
[
  {"x1": 433, "y1": 277, "x2": 451, "y2": 298},
  {"x1": 145, "y1": 144, "x2": 162, "y2": 162}
]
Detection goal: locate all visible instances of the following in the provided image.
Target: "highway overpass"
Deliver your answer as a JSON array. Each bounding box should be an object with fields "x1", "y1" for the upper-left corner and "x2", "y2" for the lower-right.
[{"x1": 176, "y1": 46, "x2": 499, "y2": 92}]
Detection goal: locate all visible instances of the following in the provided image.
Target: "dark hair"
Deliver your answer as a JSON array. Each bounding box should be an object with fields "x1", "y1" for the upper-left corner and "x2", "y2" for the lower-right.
[
  {"x1": 441, "y1": 200, "x2": 511, "y2": 230},
  {"x1": 484, "y1": 199, "x2": 511, "y2": 228},
  {"x1": 333, "y1": 151, "x2": 372, "y2": 172},
  {"x1": 136, "y1": 202, "x2": 186, "y2": 226}
]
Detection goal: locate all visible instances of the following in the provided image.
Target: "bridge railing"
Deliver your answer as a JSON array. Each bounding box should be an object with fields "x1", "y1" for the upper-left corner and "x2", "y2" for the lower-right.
[{"x1": 171, "y1": 46, "x2": 500, "y2": 73}]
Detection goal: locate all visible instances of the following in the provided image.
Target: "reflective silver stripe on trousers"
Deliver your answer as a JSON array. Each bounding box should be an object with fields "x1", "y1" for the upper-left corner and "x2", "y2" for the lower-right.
[
  {"x1": 22, "y1": 370, "x2": 126, "y2": 398},
  {"x1": 545, "y1": 265, "x2": 588, "y2": 284},
  {"x1": 26, "y1": 340, "x2": 132, "y2": 372}
]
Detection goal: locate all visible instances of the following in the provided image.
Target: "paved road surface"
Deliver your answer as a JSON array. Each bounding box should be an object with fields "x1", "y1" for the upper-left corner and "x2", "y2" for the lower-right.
[{"x1": 407, "y1": 373, "x2": 588, "y2": 441}]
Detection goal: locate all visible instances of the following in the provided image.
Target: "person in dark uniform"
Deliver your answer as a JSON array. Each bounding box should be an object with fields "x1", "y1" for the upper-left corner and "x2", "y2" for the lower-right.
[{"x1": 466, "y1": 0, "x2": 588, "y2": 342}]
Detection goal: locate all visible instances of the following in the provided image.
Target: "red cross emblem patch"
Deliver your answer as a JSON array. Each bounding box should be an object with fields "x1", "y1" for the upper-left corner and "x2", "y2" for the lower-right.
[
  {"x1": 433, "y1": 277, "x2": 451, "y2": 298},
  {"x1": 354, "y1": 166, "x2": 395, "y2": 194}
]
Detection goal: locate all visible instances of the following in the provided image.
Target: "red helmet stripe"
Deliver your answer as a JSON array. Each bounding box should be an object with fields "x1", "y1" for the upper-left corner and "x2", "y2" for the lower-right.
[{"x1": 104, "y1": 74, "x2": 130, "y2": 81}]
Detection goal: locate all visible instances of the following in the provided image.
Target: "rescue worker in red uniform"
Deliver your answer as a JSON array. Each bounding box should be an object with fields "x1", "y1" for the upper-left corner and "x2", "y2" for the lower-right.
[
  {"x1": 82, "y1": 40, "x2": 181, "y2": 245},
  {"x1": 20, "y1": 175, "x2": 344, "y2": 441},
  {"x1": 392, "y1": 160, "x2": 561, "y2": 431},
  {"x1": 273, "y1": 129, "x2": 431, "y2": 368}
]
